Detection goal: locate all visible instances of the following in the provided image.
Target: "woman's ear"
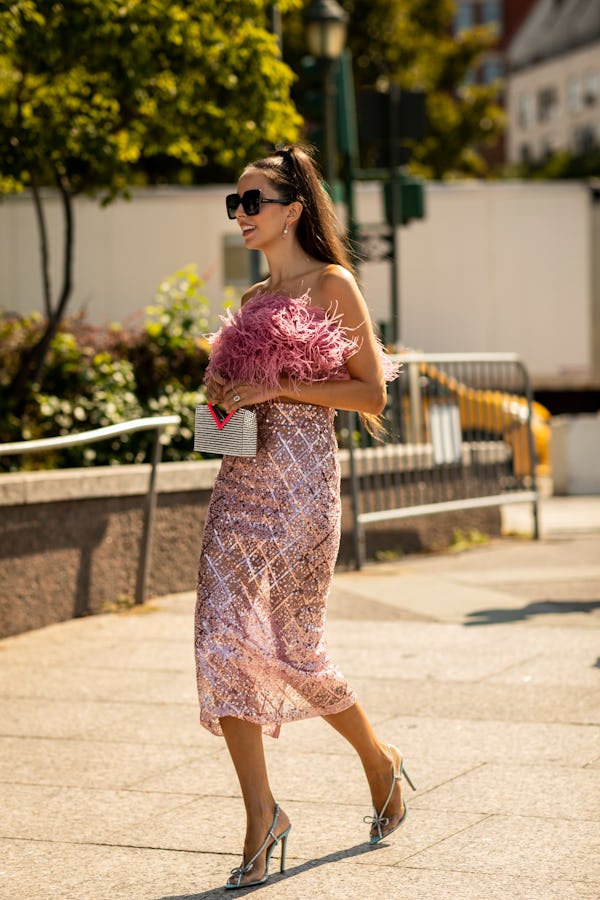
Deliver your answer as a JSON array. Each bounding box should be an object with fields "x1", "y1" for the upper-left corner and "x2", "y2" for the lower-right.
[{"x1": 287, "y1": 201, "x2": 303, "y2": 224}]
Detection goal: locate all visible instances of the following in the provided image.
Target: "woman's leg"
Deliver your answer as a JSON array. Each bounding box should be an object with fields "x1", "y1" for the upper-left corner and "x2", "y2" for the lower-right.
[
  {"x1": 220, "y1": 716, "x2": 291, "y2": 884},
  {"x1": 323, "y1": 701, "x2": 405, "y2": 831}
]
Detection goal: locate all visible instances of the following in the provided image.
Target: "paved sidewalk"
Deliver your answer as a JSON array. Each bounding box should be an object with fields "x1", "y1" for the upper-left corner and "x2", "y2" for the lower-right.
[{"x1": 1, "y1": 497, "x2": 599, "y2": 900}]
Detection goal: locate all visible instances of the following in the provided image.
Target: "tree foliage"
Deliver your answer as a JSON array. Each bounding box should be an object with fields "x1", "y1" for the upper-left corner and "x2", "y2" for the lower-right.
[
  {"x1": 283, "y1": 0, "x2": 505, "y2": 179},
  {"x1": 0, "y1": 0, "x2": 302, "y2": 200},
  {"x1": 0, "y1": 0, "x2": 302, "y2": 412},
  {"x1": 0, "y1": 266, "x2": 212, "y2": 469}
]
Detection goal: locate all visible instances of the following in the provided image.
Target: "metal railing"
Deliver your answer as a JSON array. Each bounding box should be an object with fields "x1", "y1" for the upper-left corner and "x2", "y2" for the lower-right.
[
  {"x1": 344, "y1": 353, "x2": 542, "y2": 568},
  {"x1": 0, "y1": 416, "x2": 180, "y2": 604}
]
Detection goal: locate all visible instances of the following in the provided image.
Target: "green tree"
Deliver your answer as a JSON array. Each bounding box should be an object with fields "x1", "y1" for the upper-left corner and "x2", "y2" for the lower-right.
[
  {"x1": 0, "y1": 0, "x2": 301, "y2": 413},
  {"x1": 283, "y1": 0, "x2": 504, "y2": 179}
]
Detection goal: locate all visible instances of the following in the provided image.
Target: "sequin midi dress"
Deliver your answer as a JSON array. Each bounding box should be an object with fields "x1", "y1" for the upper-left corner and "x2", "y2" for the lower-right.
[
  {"x1": 195, "y1": 401, "x2": 356, "y2": 737},
  {"x1": 194, "y1": 293, "x2": 361, "y2": 738}
]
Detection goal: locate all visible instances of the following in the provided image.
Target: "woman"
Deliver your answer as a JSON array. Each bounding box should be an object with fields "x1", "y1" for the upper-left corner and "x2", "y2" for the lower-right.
[{"x1": 195, "y1": 145, "x2": 414, "y2": 890}]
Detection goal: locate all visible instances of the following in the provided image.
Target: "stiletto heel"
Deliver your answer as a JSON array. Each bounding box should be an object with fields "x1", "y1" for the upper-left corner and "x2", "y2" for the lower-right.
[
  {"x1": 226, "y1": 803, "x2": 292, "y2": 890},
  {"x1": 364, "y1": 744, "x2": 416, "y2": 845},
  {"x1": 279, "y1": 829, "x2": 289, "y2": 872}
]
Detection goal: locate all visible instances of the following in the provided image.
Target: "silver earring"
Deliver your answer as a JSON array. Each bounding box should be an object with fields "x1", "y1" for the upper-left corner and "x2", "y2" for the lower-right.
[{"x1": 283, "y1": 223, "x2": 289, "y2": 238}]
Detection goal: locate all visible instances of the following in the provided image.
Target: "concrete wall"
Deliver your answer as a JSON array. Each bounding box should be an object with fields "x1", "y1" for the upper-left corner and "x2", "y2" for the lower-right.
[
  {"x1": 552, "y1": 414, "x2": 600, "y2": 495},
  {"x1": 0, "y1": 457, "x2": 500, "y2": 639},
  {"x1": 395, "y1": 181, "x2": 596, "y2": 389},
  {"x1": 1, "y1": 181, "x2": 597, "y2": 389}
]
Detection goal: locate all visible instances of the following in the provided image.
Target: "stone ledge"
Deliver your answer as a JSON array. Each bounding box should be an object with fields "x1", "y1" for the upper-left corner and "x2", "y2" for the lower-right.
[
  {"x1": 0, "y1": 459, "x2": 221, "y2": 506},
  {"x1": 0, "y1": 452, "x2": 354, "y2": 507}
]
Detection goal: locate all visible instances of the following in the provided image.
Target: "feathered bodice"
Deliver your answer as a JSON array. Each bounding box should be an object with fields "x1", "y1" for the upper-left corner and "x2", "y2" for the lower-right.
[{"x1": 205, "y1": 291, "x2": 398, "y2": 389}]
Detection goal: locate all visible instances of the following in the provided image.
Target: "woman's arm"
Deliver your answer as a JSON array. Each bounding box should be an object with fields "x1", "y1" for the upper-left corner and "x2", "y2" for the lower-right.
[{"x1": 219, "y1": 267, "x2": 387, "y2": 415}]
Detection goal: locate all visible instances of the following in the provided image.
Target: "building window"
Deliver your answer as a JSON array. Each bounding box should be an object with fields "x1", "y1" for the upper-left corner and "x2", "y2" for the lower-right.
[
  {"x1": 481, "y1": 0, "x2": 503, "y2": 34},
  {"x1": 567, "y1": 76, "x2": 582, "y2": 114},
  {"x1": 517, "y1": 93, "x2": 535, "y2": 130},
  {"x1": 540, "y1": 135, "x2": 557, "y2": 160},
  {"x1": 454, "y1": 1, "x2": 474, "y2": 32},
  {"x1": 519, "y1": 143, "x2": 532, "y2": 164},
  {"x1": 584, "y1": 71, "x2": 599, "y2": 107},
  {"x1": 482, "y1": 56, "x2": 504, "y2": 84},
  {"x1": 537, "y1": 86, "x2": 559, "y2": 123},
  {"x1": 574, "y1": 124, "x2": 598, "y2": 153}
]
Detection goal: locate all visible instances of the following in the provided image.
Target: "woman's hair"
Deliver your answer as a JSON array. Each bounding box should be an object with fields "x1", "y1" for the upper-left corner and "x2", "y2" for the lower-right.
[{"x1": 243, "y1": 144, "x2": 356, "y2": 275}]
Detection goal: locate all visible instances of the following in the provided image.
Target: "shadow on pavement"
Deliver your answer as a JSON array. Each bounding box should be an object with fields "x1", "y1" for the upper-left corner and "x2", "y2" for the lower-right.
[
  {"x1": 464, "y1": 599, "x2": 600, "y2": 626},
  {"x1": 159, "y1": 840, "x2": 377, "y2": 899}
]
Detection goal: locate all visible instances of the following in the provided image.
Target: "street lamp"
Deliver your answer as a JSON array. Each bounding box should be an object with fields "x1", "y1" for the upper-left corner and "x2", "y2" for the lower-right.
[{"x1": 304, "y1": 0, "x2": 348, "y2": 188}]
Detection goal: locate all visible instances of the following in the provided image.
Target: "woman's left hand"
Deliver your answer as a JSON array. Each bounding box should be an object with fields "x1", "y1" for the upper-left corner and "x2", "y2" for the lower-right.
[{"x1": 221, "y1": 381, "x2": 279, "y2": 412}]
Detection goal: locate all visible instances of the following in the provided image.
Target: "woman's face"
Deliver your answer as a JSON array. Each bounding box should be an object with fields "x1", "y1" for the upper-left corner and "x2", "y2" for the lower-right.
[{"x1": 232, "y1": 170, "x2": 290, "y2": 250}]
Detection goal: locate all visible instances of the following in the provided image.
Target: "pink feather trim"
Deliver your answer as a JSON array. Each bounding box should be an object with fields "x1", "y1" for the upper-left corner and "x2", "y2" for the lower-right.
[{"x1": 206, "y1": 292, "x2": 399, "y2": 389}]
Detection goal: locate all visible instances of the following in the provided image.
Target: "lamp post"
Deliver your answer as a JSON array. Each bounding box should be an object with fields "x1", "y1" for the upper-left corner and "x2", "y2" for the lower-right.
[{"x1": 304, "y1": 0, "x2": 348, "y2": 190}]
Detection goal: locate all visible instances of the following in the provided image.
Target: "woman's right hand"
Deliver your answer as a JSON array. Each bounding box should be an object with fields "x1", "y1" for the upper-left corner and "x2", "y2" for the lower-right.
[{"x1": 205, "y1": 372, "x2": 226, "y2": 407}]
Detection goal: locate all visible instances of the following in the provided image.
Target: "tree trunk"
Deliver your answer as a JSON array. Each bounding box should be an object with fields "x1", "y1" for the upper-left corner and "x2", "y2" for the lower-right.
[
  {"x1": 30, "y1": 179, "x2": 53, "y2": 319},
  {"x1": 5, "y1": 179, "x2": 75, "y2": 418}
]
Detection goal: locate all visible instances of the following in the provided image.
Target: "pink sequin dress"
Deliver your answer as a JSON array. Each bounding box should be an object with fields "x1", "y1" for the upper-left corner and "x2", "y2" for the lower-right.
[{"x1": 194, "y1": 293, "x2": 396, "y2": 738}]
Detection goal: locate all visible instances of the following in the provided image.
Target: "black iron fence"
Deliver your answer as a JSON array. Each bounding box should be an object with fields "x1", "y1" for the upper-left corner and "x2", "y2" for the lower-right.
[{"x1": 342, "y1": 353, "x2": 543, "y2": 568}]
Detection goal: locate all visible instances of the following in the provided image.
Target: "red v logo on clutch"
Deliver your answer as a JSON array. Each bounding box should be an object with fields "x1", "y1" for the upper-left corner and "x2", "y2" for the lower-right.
[{"x1": 208, "y1": 403, "x2": 236, "y2": 430}]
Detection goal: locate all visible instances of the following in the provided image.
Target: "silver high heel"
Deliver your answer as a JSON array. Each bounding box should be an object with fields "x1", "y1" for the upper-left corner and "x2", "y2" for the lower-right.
[
  {"x1": 226, "y1": 803, "x2": 291, "y2": 890},
  {"x1": 364, "y1": 744, "x2": 416, "y2": 845}
]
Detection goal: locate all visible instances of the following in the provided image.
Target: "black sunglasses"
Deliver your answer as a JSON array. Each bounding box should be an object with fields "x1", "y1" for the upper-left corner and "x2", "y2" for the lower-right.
[{"x1": 225, "y1": 188, "x2": 291, "y2": 219}]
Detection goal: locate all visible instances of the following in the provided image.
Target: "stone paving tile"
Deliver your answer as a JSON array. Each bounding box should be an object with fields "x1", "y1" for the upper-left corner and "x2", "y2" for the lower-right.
[
  {"x1": 106, "y1": 795, "x2": 484, "y2": 870},
  {"x1": 2, "y1": 836, "x2": 598, "y2": 900},
  {"x1": 416, "y1": 762, "x2": 600, "y2": 820},
  {"x1": 0, "y1": 608, "x2": 189, "y2": 649},
  {"x1": 337, "y1": 640, "x2": 551, "y2": 684},
  {"x1": 328, "y1": 623, "x2": 600, "y2": 691},
  {"x1": 130, "y1": 745, "x2": 476, "y2": 809},
  {"x1": 0, "y1": 663, "x2": 197, "y2": 705},
  {"x1": 224, "y1": 864, "x2": 600, "y2": 900},
  {"x1": 378, "y1": 714, "x2": 600, "y2": 766},
  {"x1": 0, "y1": 697, "x2": 135, "y2": 740},
  {"x1": 82, "y1": 702, "x2": 210, "y2": 748},
  {"x1": 0, "y1": 839, "x2": 223, "y2": 900},
  {"x1": 0, "y1": 782, "x2": 197, "y2": 844},
  {"x1": 405, "y1": 814, "x2": 600, "y2": 882},
  {"x1": 109, "y1": 794, "x2": 266, "y2": 855},
  {"x1": 0, "y1": 736, "x2": 199, "y2": 790},
  {"x1": 486, "y1": 651, "x2": 600, "y2": 687},
  {"x1": 0, "y1": 637, "x2": 194, "y2": 672},
  {"x1": 327, "y1": 618, "x2": 600, "y2": 654},
  {"x1": 348, "y1": 676, "x2": 600, "y2": 725},
  {"x1": 333, "y1": 571, "x2": 530, "y2": 623}
]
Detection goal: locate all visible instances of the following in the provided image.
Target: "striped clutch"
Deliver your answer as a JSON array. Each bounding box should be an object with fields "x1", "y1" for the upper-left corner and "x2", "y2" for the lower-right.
[{"x1": 194, "y1": 404, "x2": 257, "y2": 457}]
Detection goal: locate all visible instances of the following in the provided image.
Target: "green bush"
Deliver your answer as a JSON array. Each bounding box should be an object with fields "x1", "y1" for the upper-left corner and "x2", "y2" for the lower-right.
[{"x1": 0, "y1": 266, "x2": 212, "y2": 470}]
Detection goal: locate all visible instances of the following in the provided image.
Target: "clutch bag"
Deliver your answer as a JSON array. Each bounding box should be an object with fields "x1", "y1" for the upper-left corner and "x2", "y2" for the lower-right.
[{"x1": 194, "y1": 403, "x2": 257, "y2": 457}]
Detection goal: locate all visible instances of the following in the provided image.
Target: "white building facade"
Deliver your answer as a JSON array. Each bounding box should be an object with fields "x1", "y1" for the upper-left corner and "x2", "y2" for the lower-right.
[
  {"x1": 506, "y1": 0, "x2": 600, "y2": 163},
  {"x1": 507, "y1": 40, "x2": 600, "y2": 163}
]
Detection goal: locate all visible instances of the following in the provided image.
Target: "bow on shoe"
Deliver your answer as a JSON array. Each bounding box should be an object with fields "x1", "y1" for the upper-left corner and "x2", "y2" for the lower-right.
[
  {"x1": 228, "y1": 860, "x2": 256, "y2": 888},
  {"x1": 363, "y1": 812, "x2": 390, "y2": 842}
]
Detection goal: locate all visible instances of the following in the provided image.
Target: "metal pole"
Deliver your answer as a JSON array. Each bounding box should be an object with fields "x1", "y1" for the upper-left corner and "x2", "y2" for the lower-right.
[
  {"x1": 346, "y1": 411, "x2": 365, "y2": 569},
  {"x1": 389, "y1": 177, "x2": 401, "y2": 345},
  {"x1": 135, "y1": 427, "x2": 163, "y2": 604},
  {"x1": 323, "y1": 59, "x2": 337, "y2": 190},
  {"x1": 408, "y1": 360, "x2": 423, "y2": 444},
  {"x1": 521, "y1": 362, "x2": 540, "y2": 540}
]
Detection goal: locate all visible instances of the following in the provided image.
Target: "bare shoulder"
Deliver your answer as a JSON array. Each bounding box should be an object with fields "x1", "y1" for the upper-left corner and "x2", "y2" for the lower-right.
[
  {"x1": 313, "y1": 264, "x2": 369, "y2": 324},
  {"x1": 316, "y1": 263, "x2": 358, "y2": 296},
  {"x1": 241, "y1": 279, "x2": 269, "y2": 306}
]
